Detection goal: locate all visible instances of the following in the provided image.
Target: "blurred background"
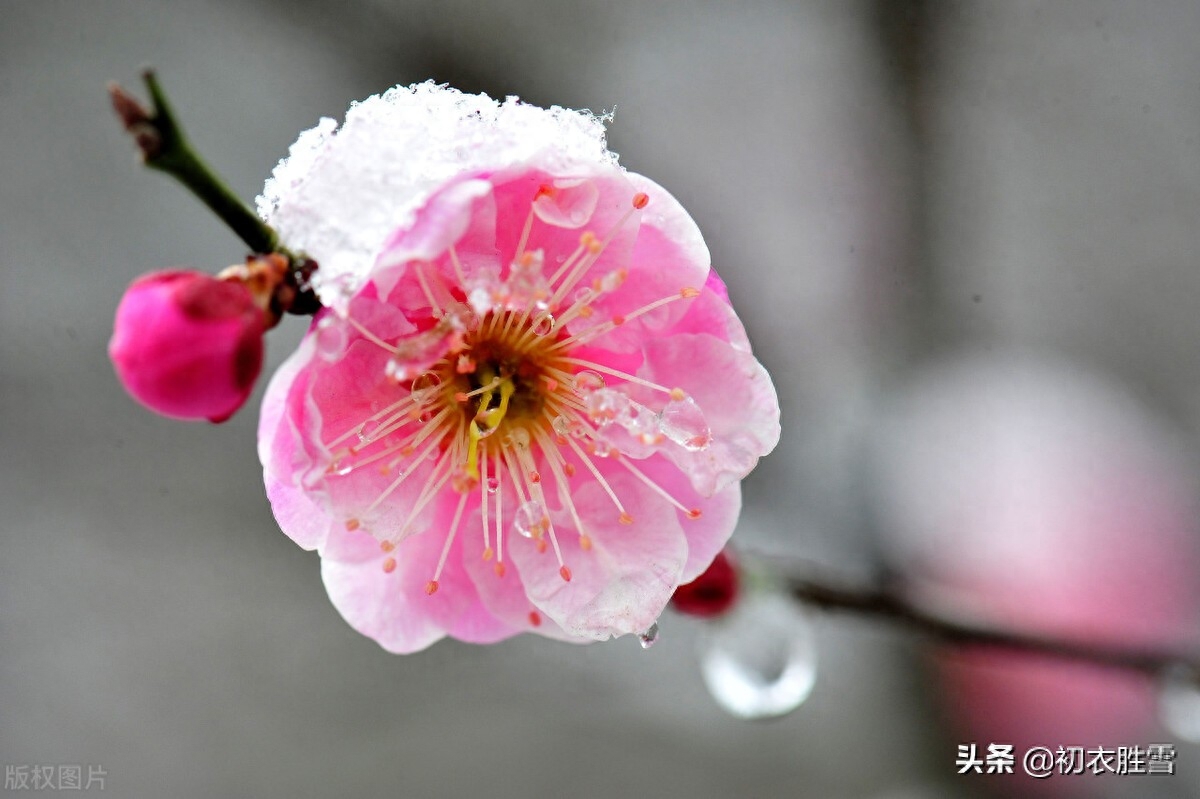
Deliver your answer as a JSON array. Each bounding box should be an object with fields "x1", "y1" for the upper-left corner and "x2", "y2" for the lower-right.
[{"x1": 4, "y1": 0, "x2": 1200, "y2": 796}]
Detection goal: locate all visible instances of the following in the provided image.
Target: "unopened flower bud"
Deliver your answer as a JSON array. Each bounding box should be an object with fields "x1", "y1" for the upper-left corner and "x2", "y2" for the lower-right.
[
  {"x1": 109, "y1": 269, "x2": 266, "y2": 422},
  {"x1": 671, "y1": 549, "x2": 740, "y2": 618}
]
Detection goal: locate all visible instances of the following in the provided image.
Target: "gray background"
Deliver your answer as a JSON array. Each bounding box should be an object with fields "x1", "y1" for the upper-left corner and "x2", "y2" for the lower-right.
[{"x1": 4, "y1": 1, "x2": 1200, "y2": 797}]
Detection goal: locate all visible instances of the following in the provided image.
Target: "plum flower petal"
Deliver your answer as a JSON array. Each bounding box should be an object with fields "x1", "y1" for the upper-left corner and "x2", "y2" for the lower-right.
[{"x1": 258, "y1": 83, "x2": 779, "y2": 651}]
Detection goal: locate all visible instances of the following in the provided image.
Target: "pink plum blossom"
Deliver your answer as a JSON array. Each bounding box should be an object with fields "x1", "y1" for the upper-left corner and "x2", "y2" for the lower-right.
[
  {"x1": 257, "y1": 84, "x2": 779, "y2": 651},
  {"x1": 873, "y1": 356, "x2": 1200, "y2": 794},
  {"x1": 109, "y1": 269, "x2": 265, "y2": 422}
]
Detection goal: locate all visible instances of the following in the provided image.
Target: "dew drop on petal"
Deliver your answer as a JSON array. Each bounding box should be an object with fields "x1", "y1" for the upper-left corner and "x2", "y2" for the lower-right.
[
  {"x1": 513, "y1": 500, "x2": 546, "y2": 539},
  {"x1": 698, "y1": 592, "x2": 817, "y2": 720},
  {"x1": 315, "y1": 316, "x2": 348, "y2": 362},
  {"x1": 661, "y1": 394, "x2": 712, "y2": 451},
  {"x1": 532, "y1": 314, "x2": 556, "y2": 336},
  {"x1": 410, "y1": 371, "x2": 443, "y2": 404},
  {"x1": 585, "y1": 388, "x2": 631, "y2": 423},
  {"x1": 573, "y1": 370, "x2": 605, "y2": 394},
  {"x1": 638, "y1": 621, "x2": 660, "y2": 650},
  {"x1": 621, "y1": 400, "x2": 661, "y2": 443},
  {"x1": 1158, "y1": 666, "x2": 1200, "y2": 742}
]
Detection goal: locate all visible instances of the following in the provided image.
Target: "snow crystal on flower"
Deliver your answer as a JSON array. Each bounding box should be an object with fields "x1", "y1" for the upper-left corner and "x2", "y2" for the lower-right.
[{"x1": 257, "y1": 82, "x2": 618, "y2": 298}]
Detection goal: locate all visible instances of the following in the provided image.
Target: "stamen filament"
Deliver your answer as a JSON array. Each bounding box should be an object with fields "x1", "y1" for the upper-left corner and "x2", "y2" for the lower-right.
[
  {"x1": 534, "y1": 428, "x2": 590, "y2": 547},
  {"x1": 363, "y1": 433, "x2": 446, "y2": 515},
  {"x1": 616, "y1": 454, "x2": 696, "y2": 516},
  {"x1": 346, "y1": 316, "x2": 399, "y2": 355},
  {"x1": 432, "y1": 490, "x2": 470, "y2": 585},
  {"x1": 414, "y1": 262, "x2": 443, "y2": 316},
  {"x1": 448, "y1": 245, "x2": 467, "y2": 288},
  {"x1": 563, "y1": 433, "x2": 628, "y2": 517}
]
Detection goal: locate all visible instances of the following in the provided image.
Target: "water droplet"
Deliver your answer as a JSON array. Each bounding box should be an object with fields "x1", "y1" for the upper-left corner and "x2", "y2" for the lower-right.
[
  {"x1": 356, "y1": 419, "x2": 382, "y2": 444},
  {"x1": 621, "y1": 400, "x2": 661, "y2": 444},
  {"x1": 327, "y1": 458, "x2": 353, "y2": 477},
  {"x1": 513, "y1": 500, "x2": 546, "y2": 539},
  {"x1": 585, "y1": 388, "x2": 631, "y2": 423},
  {"x1": 465, "y1": 268, "x2": 503, "y2": 315},
  {"x1": 506, "y1": 250, "x2": 549, "y2": 309},
  {"x1": 410, "y1": 371, "x2": 443, "y2": 405},
  {"x1": 573, "y1": 370, "x2": 605, "y2": 394},
  {"x1": 532, "y1": 314, "x2": 556, "y2": 336},
  {"x1": 315, "y1": 316, "x2": 348, "y2": 362},
  {"x1": 385, "y1": 357, "x2": 418, "y2": 383},
  {"x1": 661, "y1": 395, "x2": 712, "y2": 451},
  {"x1": 1159, "y1": 666, "x2": 1200, "y2": 742},
  {"x1": 551, "y1": 415, "x2": 572, "y2": 437},
  {"x1": 698, "y1": 592, "x2": 817, "y2": 720},
  {"x1": 486, "y1": 475, "x2": 501, "y2": 494},
  {"x1": 573, "y1": 286, "x2": 596, "y2": 306},
  {"x1": 599, "y1": 270, "x2": 626, "y2": 293},
  {"x1": 638, "y1": 621, "x2": 660, "y2": 649}
]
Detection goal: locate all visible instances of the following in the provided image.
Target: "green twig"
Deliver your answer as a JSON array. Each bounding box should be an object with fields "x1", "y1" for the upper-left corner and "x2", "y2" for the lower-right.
[{"x1": 109, "y1": 70, "x2": 281, "y2": 256}]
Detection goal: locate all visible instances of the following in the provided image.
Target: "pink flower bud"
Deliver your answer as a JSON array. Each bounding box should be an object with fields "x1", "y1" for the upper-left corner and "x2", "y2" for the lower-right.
[
  {"x1": 671, "y1": 549, "x2": 740, "y2": 618},
  {"x1": 109, "y1": 269, "x2": 266, "y2": 422}
]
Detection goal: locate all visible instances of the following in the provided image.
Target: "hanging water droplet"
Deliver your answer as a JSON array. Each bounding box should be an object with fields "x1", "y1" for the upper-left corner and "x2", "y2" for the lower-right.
[
  {"x1": 1159, "y1": 666, "x2": 1200, "y2": 742},
  {"x1": 638, "y1": 621, "x2": 660, "y2": 649},
  {"x1": 356, "y1": 419, "x2": 383, "y2": 444},
  {"x1": 661, "y1": 394, "x2": 712, "y2": 451},
  {"x1": 486, "y1": 475, "x2": 501, "y2": 494},
  {"x1": 410, "y1": 371, "x2": 443, "y2": 404},
  {"x1": 573, "y1": 286, "x2": 597, "y2": 306},
  {"x1": 315, "y1": 316, "x2": 348, "y2": 362},
  {"x1": 698, "y1": 592, "x2": 817, "y2": 720},
  {"x1": 573, "y1": 370, "x2": 605, "y2": 394},
  {"x1": 532, "y1": 314, "x2": 556, "y2": 336},
  {"x1": 513, "y1": 500, "x2": 546, "y2": 539}
]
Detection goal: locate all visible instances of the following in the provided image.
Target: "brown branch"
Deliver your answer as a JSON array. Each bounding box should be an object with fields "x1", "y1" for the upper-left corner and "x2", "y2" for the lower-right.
[{"x1": 786, "y1": 572, "x2": 1200, "y2": 682}]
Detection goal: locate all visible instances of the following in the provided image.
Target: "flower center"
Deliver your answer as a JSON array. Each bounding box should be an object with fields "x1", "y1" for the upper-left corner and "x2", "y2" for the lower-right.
[{"x1": 320, "y1": 186, "x2": 714, "y2": 602}]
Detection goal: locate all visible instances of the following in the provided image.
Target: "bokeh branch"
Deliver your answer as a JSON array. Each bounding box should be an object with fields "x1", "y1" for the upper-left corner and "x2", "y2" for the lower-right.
[{"x1": 786, "y1": 570, "x2": 1200, "y2": 682}]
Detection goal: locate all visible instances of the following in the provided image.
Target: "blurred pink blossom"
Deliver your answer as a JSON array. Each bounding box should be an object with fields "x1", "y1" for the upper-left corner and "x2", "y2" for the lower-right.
[
  {"x1": 257, "y1": 84, "x2": 779, "y2": 652},
  {"x1": 873, "y1": 356, "x2": 1200, "y2": 794}
]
